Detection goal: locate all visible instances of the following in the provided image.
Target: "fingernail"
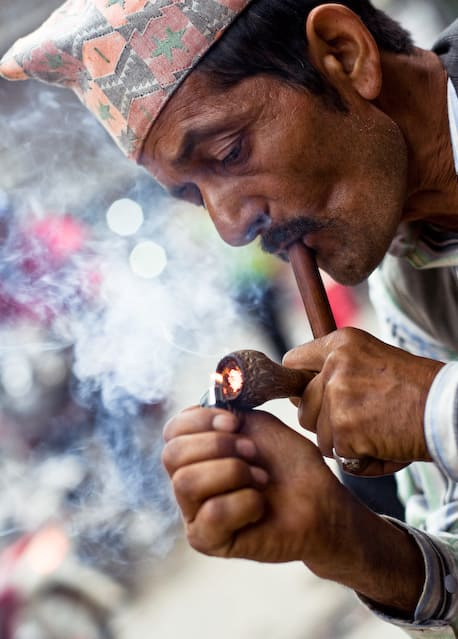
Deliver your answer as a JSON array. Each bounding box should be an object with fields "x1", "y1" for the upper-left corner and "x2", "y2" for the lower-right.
[
  {"x1": 281, "y1": 352, "x2": 292, "y2": 366},
  {"x1": 250, "y1": 466, "x2": 269, "y2": 485},
  {"x1": 235, "y1": 438, "x2": 257, "y2": 458},
  {"x1": 213, "y1": 413, "x2": 237, "y2": 432}
]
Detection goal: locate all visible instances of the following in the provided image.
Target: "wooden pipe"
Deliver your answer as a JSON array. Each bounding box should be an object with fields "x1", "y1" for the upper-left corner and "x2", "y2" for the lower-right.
[
  {"x1": 287, "y1": 242, "x2": 336, "y2": 338},
  {"x1": 288, "y1": 242, "x2": 368, "y2": 474},
  {"x1": 204, "y1": 243, "x2": 333, "y2": 411},
  {"x1": 214, "y1": 349, "x2": 315, "y2": 410},
  {"x1": 202, "y1": 241, "x2": 366, "y2": 473},
  {"x1": 204, "y1": 242, "x2": 335, "y2": 411}
]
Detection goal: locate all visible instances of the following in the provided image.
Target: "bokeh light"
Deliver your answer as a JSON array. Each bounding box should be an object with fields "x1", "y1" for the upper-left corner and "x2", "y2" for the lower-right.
[
  {"x1": 129, "y1": 241, "x2": 167, "y2": 279},
  {"x1": 106, "y1": 198, "x2": 144, "y2": 236},
  {"x1": 0, "y1": 354, "x2": 33, "y2": 398}
]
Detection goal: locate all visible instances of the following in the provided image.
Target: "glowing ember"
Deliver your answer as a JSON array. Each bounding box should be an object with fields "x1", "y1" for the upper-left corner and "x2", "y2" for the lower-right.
[
  {"x1": 213, "y1": 349, "x2": 315, "y2": 410},
  {"x1": 218, "y1": 364, "x2": 244, "y2": 400},
  {"x1": 227, "y1": 368, "x2": 243, "y2": 393}
]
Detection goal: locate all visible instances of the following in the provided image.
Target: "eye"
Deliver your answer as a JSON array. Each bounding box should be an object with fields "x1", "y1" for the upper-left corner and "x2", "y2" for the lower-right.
[
  {"x1": 171, "y1": 183, "x2": 204, "y2": 207},
  {"x1": 222, "y1": 138, "x2": 243, "y2": 169}
]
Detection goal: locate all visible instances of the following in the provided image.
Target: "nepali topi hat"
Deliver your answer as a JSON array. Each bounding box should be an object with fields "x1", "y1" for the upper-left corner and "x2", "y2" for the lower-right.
[{"x1": 0, "y1": 0, "x2": 253, "y2": 161}]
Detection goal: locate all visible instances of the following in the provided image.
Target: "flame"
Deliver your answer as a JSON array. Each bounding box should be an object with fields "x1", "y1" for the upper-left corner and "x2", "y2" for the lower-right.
[{"x1": 211, "y1": 372, "x2": 224, "y2": 385}]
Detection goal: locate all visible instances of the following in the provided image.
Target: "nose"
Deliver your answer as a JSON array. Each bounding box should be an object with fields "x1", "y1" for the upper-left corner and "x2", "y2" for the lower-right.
[{"x1": 203, "y1": 183, "x2": 271, "y2": 246}]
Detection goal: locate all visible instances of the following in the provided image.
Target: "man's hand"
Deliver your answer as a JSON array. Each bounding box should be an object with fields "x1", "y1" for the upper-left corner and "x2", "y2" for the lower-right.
[
  {"x1": 283, "y1": 327, "x2": 445, "y2": 475},
  {"x1": 162, "y1": 405, "x2": 424, "y2": 614},
  {"x1": 163, "y1": 406, "x2": 343, "y2": 565}
]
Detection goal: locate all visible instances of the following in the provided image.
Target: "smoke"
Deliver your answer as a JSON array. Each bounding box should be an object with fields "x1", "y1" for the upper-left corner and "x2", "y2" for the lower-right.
[
  {"x1": 0, "y1": 79, "x2": 240, "y2": 583},
  {"x1": 70, "y1": 221, "x2": 238, "y2": 408},
  {"x1": 0, "y1": 81, "x2": 142, "y2": 212}
]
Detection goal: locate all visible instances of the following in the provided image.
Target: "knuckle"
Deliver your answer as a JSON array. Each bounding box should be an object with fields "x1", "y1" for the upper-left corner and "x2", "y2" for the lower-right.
[
  {"x1": 172, "y1": 466, "x2": 194, "y2": 498},
  {"x1": 338, "y1": 326, "x2": 361, "y2": 344},
  {"x1": 327, "y1": 381, "x2": 349, "y2": 410},
  {"x1": 186, "y1": 523, "x2": 210, "y2": 555},
  {"x1": 199, "y1": 497, "x2": 225, "y2": 528},
  {"x1": 325, "y1": 328, "x2": 361, "y2": 371},
  {"x1": 161, "y1": 438, "x2": 180, "y2": 471},
  {"x1": 186, "y1": 516, "x2": 225, "y2": 557},
  {"x1": 161, "y1": 443, "x2": 173, "y2": 473},
  {"x1": 328, "y1": 405, "x2": 352, "y2": 438},
  {"x1": 323, "y1": 349, "x2": 343, "y2": 377},
  {"x1": 329, "y1": 347, "x2": 352, "y2": 373},
  {"x1": 162, "y1": 416, "x2": 177, "y2": 442}
]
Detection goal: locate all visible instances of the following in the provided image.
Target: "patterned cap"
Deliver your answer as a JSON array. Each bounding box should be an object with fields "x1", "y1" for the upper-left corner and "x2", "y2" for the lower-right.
[{"x1": 0, "y1": 0, "x2": 253, "y2": 161}]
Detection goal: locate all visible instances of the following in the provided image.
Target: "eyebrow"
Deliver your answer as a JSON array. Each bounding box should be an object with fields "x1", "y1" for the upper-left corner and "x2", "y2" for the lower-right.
[{"x1": 171, "y1": 122, "x2": 237, "y2": 168}]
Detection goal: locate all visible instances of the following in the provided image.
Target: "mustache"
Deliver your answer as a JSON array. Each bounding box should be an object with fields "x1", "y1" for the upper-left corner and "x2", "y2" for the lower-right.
[{"x1": 260, "y1": 217, "x2": 327, "y2": 255}]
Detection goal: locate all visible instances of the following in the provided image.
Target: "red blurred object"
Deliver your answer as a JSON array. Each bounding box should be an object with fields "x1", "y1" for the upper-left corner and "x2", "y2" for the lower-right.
[
  {"x1": 0, "y1": 529, "x2": 121, "y2": 639},
  {"x1": 0, "y1": 589, "x2": 20, "y2": 639},
  {"x1": 0, "y1": 214, "x2": 99, "y2": 324},
  {"x1": 325, "y1": 280, "x2": 359, "y2": 328},
  {"x1": 28, "y1": 215, "x2": 87, "y2": 266},
  {"x1": 0, "y1": 536, "x2": 32, "y2": 639}
]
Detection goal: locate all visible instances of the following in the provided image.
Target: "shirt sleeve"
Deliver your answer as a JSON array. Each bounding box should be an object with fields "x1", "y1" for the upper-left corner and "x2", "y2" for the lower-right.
[
  {"x1": 424, "y1": 362, "x2": 458, "y2": 482},
  {"x1": 358, "y1": 518, "x2": 458, "y2": 638},
  {"x1": 359, "y1": 335, "x2": 458, "y2": 638}
]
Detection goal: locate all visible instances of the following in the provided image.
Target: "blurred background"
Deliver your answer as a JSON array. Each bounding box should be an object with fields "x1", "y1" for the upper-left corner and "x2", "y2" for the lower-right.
[{"x1": 0, "y1": 2, "x2": 457, "y2": 638}]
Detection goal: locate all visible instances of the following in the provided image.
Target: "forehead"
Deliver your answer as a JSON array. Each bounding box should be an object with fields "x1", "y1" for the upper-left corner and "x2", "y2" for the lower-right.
[{"x1": 141, "y1": 71, "x2": 282, "y2": 175}]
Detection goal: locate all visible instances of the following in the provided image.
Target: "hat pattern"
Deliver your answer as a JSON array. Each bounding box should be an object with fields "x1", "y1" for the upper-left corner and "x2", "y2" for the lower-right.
[{"x1": 0, "y1": 0, "x2": 252, "y2": 160}]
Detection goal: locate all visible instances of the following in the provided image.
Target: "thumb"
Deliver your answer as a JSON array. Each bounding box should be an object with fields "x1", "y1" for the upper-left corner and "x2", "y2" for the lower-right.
[{"x1": 282, "y1": 333, "x2": 335, "y2": 370}]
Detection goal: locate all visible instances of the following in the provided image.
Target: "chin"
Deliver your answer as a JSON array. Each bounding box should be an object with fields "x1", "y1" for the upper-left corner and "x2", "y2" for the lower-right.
[{"x1": 323, "y1": 254, "x2": 382, "y2": 286}]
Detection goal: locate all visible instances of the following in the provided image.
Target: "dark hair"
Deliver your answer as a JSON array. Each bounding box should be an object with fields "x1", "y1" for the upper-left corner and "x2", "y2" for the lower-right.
[{"x1": 199, "y1": 0, "x2": 414, "y2": 109}]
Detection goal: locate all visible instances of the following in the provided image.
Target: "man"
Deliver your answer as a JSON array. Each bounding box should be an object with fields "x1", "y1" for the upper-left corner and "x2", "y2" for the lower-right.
[{"x1": 1, "y1": 0, "x2": 458, "y2": 635}]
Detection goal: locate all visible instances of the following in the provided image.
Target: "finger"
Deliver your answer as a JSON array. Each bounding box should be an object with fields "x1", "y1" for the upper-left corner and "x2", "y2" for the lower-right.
[
  {"x1": 172, "y1": 458, "x2": 269, "y2": 522},
  {"x1": 312, "y1": 380, "x2": 335, "y2": 457},
  {"x1": 296, "y1": 375, "x2": 324, "y2": 433},
  {"x1": 163, "y1": 407, "x2": 239, "y2": 441},
  {"x1": 187, "y1": 488, "x2": 265, "y2": 556},
  {"x1": 162, "y1": 431, "x2": 258, "y2": 476},
  {"x1": 315, "y1": 421, "x2": 334, "y2": 458}
]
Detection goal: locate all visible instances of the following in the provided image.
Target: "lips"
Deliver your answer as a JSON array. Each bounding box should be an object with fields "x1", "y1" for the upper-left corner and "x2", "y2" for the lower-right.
[
  {"x1": 276, "y1": 234, "x2": 312, "y2": 261},
  {"x1": 260, "y1": 216, "x2": 325, "y2": 256}
]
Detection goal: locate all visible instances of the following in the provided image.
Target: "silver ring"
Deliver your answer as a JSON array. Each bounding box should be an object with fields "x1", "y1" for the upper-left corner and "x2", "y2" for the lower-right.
[{"x1": 332, "y1": 449, "x2": 363, "y2": 473}]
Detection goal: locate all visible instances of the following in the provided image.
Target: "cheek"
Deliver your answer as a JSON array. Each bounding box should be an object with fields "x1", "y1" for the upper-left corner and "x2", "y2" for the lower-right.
[
  {"x1": 327, "y1": 114, "x2": 407, "y2": 217},
  {"x1": 257, "y1": 141, "x2": 334, "y2": 206}
]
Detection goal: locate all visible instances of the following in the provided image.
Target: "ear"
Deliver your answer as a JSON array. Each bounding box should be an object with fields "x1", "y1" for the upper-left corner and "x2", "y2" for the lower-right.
[{"x1": 306, "y1": 4, "x2": 382, "y2": 101}]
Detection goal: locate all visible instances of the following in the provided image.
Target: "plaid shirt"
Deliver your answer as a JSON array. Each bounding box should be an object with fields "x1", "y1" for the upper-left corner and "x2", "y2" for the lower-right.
[{"x1": 362, "y1": 78, "x2": 458, "y2": 638}]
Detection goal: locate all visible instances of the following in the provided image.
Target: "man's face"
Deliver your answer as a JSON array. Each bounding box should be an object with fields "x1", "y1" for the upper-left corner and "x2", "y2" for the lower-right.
[{"x1": 142, "y1": 71, "x2": 408, "y2": 285}]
